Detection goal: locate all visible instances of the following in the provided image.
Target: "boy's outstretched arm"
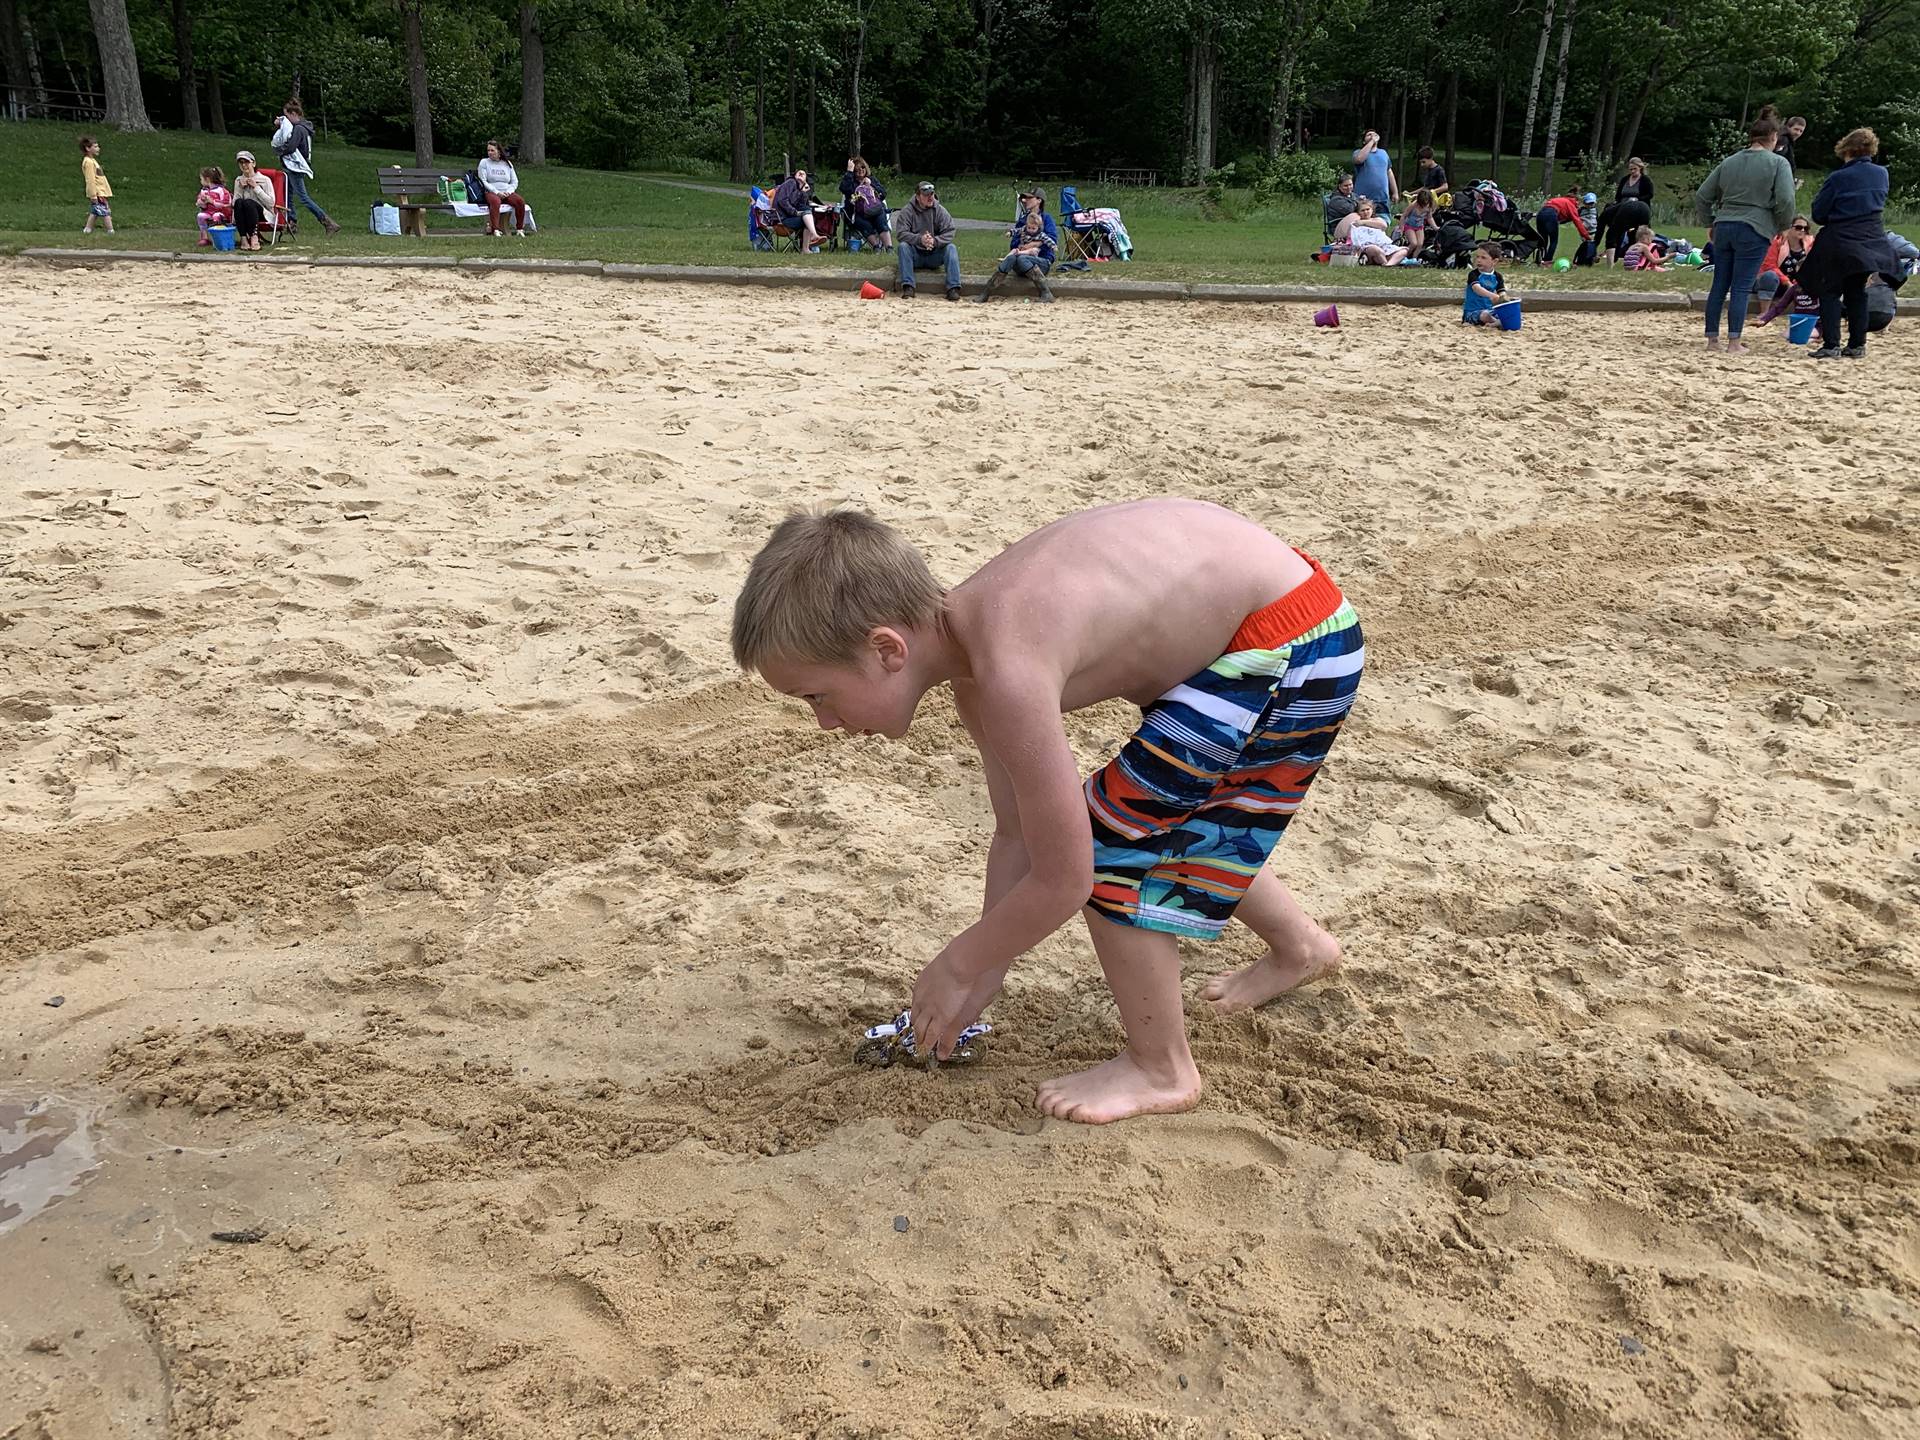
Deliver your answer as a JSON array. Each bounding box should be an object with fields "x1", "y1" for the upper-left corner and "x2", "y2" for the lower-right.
[{"x1": 912, "y1": 674, "x2": 1093, "y2": 1058}]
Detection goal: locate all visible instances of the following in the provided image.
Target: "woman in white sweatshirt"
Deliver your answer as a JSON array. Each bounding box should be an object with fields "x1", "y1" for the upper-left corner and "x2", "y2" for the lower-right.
[{"x1": 477, "y1": 140, "x2": 530, "y2": 238}]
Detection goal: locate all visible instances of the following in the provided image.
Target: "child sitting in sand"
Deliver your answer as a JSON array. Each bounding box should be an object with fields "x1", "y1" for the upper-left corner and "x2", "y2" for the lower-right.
[
  {"x1": 732, "y1": 501, "x2": 1363, "y2": 1125},
  {"x1": 196, "y1": 166, "x2": 232, "y2": 245},
  {"x1": 81, "y1": 135, "x2": 113, "y2": 235},
  {"x1": 1462, "y1": 241, "x2": 1509, "y2": 326},
  {"x1": 1623, "y1": 225, "x2": 1669, "y2": 271}
]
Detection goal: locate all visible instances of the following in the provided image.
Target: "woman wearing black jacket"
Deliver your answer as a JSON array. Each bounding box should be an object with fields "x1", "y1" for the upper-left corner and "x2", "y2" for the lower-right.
[
  {"x1": 1597, "y1": 157, "x2": 1655, "y2": 262},
  {"x1": 1797, "y1": 127, "x2": 1897, "y2": 359},
  {"x1": 839, "y1": 155, "x2": 889, "y2": 247}
]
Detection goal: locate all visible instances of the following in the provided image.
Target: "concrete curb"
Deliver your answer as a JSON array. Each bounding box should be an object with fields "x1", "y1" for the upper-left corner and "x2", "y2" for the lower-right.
[
  {"x1": 458, "y1": 256, "x2": 605, "y2": 276},
  {"x1": 17, "y1": 247, "x2": 1917, "y2": 313}
]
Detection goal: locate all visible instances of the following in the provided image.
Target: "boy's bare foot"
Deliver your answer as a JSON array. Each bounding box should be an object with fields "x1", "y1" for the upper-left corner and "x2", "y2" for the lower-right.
[
  {"x1": 1725, "y1": 339, "x2": 1748, "y2": 355},
  {"x1": 1201, "y1": 931, "x2": 1342, "y2": 1015},
  {"x1": 1705, "y1": 337, "x2": 1722, "y2": 351},
  {"x1": 1036, "y1": 1052, "x2": 1202, "y2": 1125}
]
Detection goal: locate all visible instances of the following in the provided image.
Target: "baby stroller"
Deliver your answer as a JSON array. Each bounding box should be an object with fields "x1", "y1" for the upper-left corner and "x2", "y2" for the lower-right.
[
  {"x1": 1426, "y1": 181, "x2": 1543, "y2": 265},
  {"x1": 1423, "y1": 221, "x2": 1480, "y2": 269}
]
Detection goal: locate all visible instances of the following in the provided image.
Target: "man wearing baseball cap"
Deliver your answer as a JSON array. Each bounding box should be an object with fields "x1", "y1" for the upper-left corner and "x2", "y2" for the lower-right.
[{"x1": 894, "y1": 181, "x2": 963, "y2": 300}]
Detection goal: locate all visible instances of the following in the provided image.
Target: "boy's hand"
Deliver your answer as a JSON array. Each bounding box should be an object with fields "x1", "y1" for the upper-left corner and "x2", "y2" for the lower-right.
[{"x1": 910, "y1": 950, "x2": 1004, "y2": 1061}]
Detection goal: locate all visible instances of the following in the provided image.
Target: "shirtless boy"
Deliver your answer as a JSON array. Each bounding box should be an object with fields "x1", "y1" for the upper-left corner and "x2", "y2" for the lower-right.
[{"x1": 730, "y1": 500, "x2": 1364, "y2": 1124}]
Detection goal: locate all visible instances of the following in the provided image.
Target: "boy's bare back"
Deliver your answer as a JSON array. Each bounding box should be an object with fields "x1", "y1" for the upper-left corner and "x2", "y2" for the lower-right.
[{"x1": 945, "y1": 499, "x2": 1312, "y2": 715}]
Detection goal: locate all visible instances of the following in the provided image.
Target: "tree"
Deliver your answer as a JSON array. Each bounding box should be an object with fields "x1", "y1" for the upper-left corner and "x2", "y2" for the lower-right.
[
  {"x1": 520, "y1": 2, "x2": 545, "y2": 163},
  {"x1": 1515, "y1": 0, "x2": 1556, "y2": 191},
  {"x1": 172, "y1": 0, "x2": 200, "y2": 129},
  {"x1": 88, "y1": 0, "x2": 154, "y2": 130},
  {"x1": 399, "y1": 0, "x2": 434, "y2": 164},
  {"x1": 0, "y1": 0, "x2": 31, "y2": 115},
  {"x1": 1539, "y1": 0, "x2": 1575, "y2": 192}
]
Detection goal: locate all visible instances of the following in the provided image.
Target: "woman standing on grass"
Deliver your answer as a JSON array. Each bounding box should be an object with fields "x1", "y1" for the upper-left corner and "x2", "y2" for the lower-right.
[
  {"x1": 1599, "y1": 157, "x2": 1654, "y2": 262},
  {"x1": 1693, "y1": 114, "x2": 1796, "y2": 354},
  {"x1": 1796, "y1": 127, "x2": 1896, "y2": 360}
]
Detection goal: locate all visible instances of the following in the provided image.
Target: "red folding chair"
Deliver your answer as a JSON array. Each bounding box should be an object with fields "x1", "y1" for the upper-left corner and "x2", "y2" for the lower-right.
[{"x1": 257, "y1": 167, "x2": 295, "y2": 246}]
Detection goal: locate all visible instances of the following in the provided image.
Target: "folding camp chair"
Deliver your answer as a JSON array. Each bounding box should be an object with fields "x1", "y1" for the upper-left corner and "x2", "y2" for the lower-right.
[
  {"x1": 1057, "y1": 185, "x2": 1112, "y2": 263},
  {"x1": 768, "y1": 206, "x2": 839, "y2": 253},
  {"x1": 257, "y1": 166, "x2": 295, "y2": 246}
]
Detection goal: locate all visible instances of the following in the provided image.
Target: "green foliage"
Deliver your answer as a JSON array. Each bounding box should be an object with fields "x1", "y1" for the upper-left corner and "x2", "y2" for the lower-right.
[
  {"x1": 1257, "y1": 148, "x2": 1337, "y2": 199},
  {"x1": 1679, "y1": 117, "x2": 1751, "y2": 204},
  {"x1": 16, "y1": 0, "x2": 1916, "y2": 196}
]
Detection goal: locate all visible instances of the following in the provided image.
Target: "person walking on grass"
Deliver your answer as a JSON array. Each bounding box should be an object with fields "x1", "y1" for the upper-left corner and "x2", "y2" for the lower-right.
[
  {"x1": 1694, "y1": 113, "x2": 1796, "y2": 354},
  {"x1": 80, "y1": 136, "x2": 114, "y2": 235},
  {"x1": 270, "y1": 100, "x2": 340, "y2": 238}
]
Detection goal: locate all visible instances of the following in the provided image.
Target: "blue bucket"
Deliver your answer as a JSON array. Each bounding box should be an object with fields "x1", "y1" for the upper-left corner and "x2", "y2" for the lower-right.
[
  {"x1": 208, "y1": 225, "x2": 237, "y2": 252},
  {"x1": 1493, "y1": 298, "x2": 1523, "y2": 332},
  {"x1": 1787, "y1": 312, "x2": 1818, "y2": 345}
]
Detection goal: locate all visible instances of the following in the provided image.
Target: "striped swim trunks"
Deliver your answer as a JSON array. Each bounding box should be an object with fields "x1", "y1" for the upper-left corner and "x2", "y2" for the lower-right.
[{"x1": 1085, "y1": 553, "x2": 1364, "y2": 940}]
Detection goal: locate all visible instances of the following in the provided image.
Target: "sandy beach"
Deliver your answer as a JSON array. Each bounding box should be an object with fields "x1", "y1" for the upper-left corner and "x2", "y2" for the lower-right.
[{"x1": 2, "y1": 257, "x2": 1916, "y2": 1439}]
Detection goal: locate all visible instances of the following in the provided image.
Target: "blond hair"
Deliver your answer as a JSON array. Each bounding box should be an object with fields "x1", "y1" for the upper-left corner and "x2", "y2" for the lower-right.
[
  {"x1": 1835, "y1": 127, "x2": 1878, "y2": 160},
  {"x1": 731, "y1": 507, "x2": 943, "y2": 669}
]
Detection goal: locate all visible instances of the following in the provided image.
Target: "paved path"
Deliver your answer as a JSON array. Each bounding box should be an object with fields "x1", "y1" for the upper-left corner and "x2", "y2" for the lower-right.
[{"x1": 622, "y1": 172, "x2": 1004, "y2": 231}]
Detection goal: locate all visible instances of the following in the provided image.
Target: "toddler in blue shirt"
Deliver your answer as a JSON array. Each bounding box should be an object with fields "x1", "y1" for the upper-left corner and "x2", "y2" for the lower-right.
[{"x1": 1462, "y1": 242, "x2": 1509, "y2": 326}]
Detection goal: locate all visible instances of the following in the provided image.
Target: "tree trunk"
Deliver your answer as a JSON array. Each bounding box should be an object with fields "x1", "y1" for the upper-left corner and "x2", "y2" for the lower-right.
[
  {"x1": 54, "y1": 18, "x2": 83, "y2": 94},
  {"x1": 19, "y1": 9, "x2": 47, "y2": 114},
  {"x1": 753, "y1": 62, "x2": 764, "y2": 175},
  {"x1": 0, "y1": 0, "x2": 30, "y2": 115},
  {"x1": 171, "y1": 0, "x2": 199, "y2": 128},
  {"x1": 1600, "y1": 76, "x2": 1619, "y2": 165},
  {"x1": 891, "y1": 115, "x2": 900, "y2": 171},
  {"x1": 1615, "y1": 57, "x2": 1661, "y2": 168},
  {"x1": 206, "y1": 60, "x2": 223, "y2": 132},
  {"x1": 87, "y1": 0, "x2": 153, "y2": 130},
  {"x1": 1182, "y1": 28, "x2": 1219, "y2": 183},
  {"x1": 1584, "y1": 74, "x2": 1607, "y2": 161},
  {"x1": 784, "y1": 45, "x2": 794, "y2": 173},
  {"x1": 400, "y1": 0, "x2": 432, "y2": 165},
  {"x1": 1442, "y1": 66, "x2": 1460, "y2": 182},
  {"x1": 1540, "y1": 0, "x2": 1576, "y2": 194},
  {"x1": 1482, "y1": 61, "x2": 1497, "y2": 183},
  {"x1": 1266, "y1": 39, "x2": 1300, "y2": 159},
  {"x1": 847, "y1": 10, "x2": 865, "y2": 157},
  {"x1": 727, "y1": 35, "x2": 748, "y2": 182},
  {"x1": 806, "y1": 62, "x2": 816, "y2": 172},
  {"x1": 1516, "y1": 0, "x2": 1556, "y2": 192},
  {"x1": 974, "y1": 0, "x2": 998, "y2": 169},
  {"x1": 519, "y1": 2, "x2": 546, "y2": 164}
]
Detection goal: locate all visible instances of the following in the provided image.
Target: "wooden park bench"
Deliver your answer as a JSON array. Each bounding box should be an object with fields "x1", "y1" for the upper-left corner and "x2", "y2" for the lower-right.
[{"x1": 375, "y1": 165, "x2": 483, "y2": 237}]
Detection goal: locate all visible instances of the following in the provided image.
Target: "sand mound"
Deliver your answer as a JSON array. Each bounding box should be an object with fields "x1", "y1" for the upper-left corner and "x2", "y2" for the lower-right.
[{"x1": 2, "y1": 259, "x2": 1917, "y2": 1439}]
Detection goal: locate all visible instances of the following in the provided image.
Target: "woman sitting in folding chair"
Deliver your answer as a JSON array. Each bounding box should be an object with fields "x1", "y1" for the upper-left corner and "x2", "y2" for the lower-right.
[
  {"x1": 773, "y1": 169, "x2": 825, "y2": 252},
  {"x1": 230, "y1": 150, "x2": 278, "y2": 251}
]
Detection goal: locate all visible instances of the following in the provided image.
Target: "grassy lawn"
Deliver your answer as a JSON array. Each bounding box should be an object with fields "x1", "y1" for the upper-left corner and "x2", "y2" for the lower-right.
[{"x1": 15, "y1": 120, "x2": 1907, "y2": 292}]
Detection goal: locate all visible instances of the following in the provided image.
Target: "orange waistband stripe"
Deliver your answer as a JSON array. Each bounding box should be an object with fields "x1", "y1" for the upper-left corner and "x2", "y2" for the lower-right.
[{"x1": 1227, "y1": 550, "x2": 1346, "y2": 653}]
